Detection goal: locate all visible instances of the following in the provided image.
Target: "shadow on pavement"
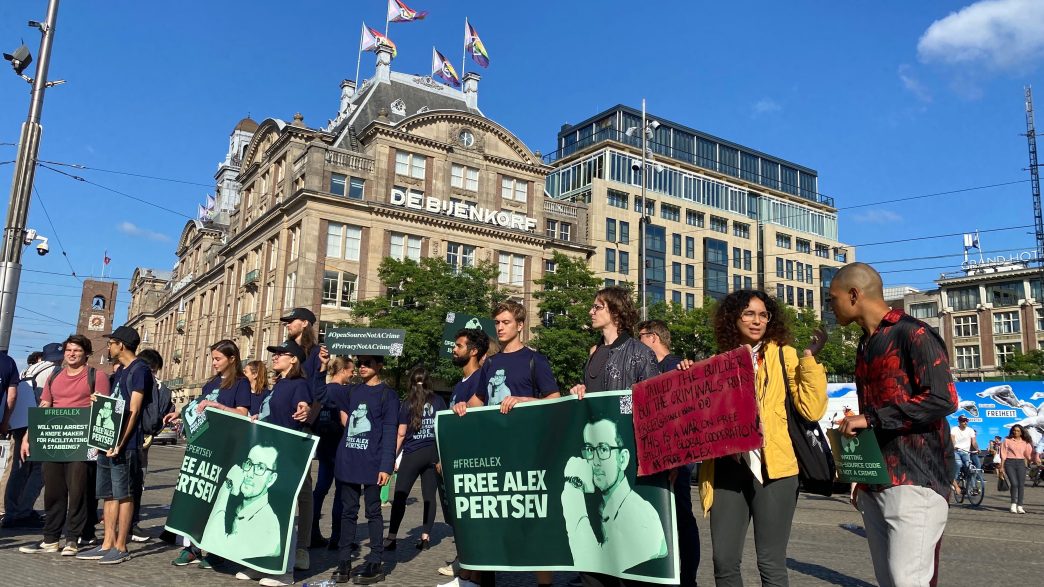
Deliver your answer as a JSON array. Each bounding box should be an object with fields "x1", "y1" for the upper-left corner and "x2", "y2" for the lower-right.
[{"x1": 786, "y1": 558, "x2": 875, "y2": 587}]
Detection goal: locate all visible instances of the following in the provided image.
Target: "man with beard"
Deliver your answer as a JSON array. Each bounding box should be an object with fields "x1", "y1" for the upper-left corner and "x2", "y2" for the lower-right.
[{"x1": 201, "y1": 444, "x2": 282, "y2": 559}]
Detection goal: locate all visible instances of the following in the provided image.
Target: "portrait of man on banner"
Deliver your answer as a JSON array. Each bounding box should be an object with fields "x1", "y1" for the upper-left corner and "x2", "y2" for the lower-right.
[{"x1": 200, "y1": 444, "x2": 282, "y2": 559}]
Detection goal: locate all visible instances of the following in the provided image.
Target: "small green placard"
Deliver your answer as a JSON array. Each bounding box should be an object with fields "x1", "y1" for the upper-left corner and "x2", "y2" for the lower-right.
[
  {"x1": 27, "y1": 407, "x2": 96, "y2": 462},
  {"x1": 181, "y1": 398, "x2": 211, "y2": 444},
  {"x1": 827, "y1": 428, "x2": 890, "y2": 484},
  {"x1": 87, "y1": 394, "x2": 126, "y2": 452},
  {"x1": 441, "y1": 312, "x2": 495, "y2": 358},
  {"x1": 324, "y1": 328, "x2": 406, "y2": 356}
]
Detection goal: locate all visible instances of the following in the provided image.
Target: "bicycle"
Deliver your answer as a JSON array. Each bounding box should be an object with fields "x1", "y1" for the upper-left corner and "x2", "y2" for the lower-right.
[{"x1": 955, "y1": 460, "x2": 985, "y2": 506}]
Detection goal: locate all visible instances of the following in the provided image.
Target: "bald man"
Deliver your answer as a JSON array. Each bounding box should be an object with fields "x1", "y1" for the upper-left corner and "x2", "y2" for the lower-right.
[{"x1": 831, "y1": 262, "x2": 958, "y2": 587}]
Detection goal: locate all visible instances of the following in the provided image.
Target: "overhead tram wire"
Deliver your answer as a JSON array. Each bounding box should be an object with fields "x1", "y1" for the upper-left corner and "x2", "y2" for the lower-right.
[
  {"x1": 37, "y1": 163, "x2": 193, "y2": 219},
  {"x1": 16, "y1": 305, "x2": 76, "y2": 327},
  {"x1": 31, "y1": 184, "x2": 82, "y2": 282},
  {"x1": 36, "y1": 159, "x2": 214, "y2": 188}
]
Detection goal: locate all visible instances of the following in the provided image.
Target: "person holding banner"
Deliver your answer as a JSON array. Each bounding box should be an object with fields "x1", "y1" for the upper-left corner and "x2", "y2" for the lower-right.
[
  {"x1": 831, "y1": 262, "x2": 957, "y2": 587},
  {"x1": 19, "y1": 335, "x2": 110, "y2": 556},
  {"x1": 330, "y1": 355, "x2": 399, "y2": 585},
  {"x1": 385, "y1": 365, "x2": 447, "y2": 552},
  {"x1": 452, "y1": 301, "x2": 559, "y2": 587},
  {"x1": 311, "y1": 356, "x2": 353, "y2": 550},
  {"x1": 681, "y1": 290, "x2": 826, "y2": 587},
  {"x1": 165, "y1": 339, "x2": 252, "y2": 568},
  {"x1": 77, "y1": 325, "x2": 154, "y2": 565},
  {"x1": 233, "y1": 339, "x2": 313, "y2": 586}
]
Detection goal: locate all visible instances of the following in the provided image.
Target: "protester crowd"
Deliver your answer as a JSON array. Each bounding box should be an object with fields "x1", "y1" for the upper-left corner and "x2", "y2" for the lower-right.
[{"x1": 1, "y1": 261, "x2": 1035, "y2": 587}]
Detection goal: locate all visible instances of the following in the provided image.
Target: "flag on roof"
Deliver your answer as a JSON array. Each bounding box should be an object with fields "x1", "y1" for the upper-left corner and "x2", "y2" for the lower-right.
[
  {"x1": 464, "y1": 18, "x2": 489, "y2": 68},
  {"x1": 432, "y1": 47, "x2": 460, "y2": 87},
  {"x1": 360, "y1": 22, "x2": 397, "y2": 58},
  {"x1": 197, "y1": 204, "x2": 210, "y2": 221},
  {"x1": 103, "y1": 250, "x2": 111, "y2": 266},
  {"x1": 388, "y1": 0, "x2": 427, "y2": 23},
  {"x1": 205, "y1": 194, "x2": 216, "y2": 211}
]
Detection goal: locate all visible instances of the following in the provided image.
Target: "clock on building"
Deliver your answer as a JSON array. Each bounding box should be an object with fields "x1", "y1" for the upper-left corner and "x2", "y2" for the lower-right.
[{"x1": 458, "y1": 129, "x2": 475, "y2": 147}]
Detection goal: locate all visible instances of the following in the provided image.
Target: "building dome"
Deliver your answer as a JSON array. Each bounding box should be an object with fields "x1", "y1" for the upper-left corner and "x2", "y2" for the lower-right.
[{"x1": 233, "y1": 116, "x2": 259, "y2": 133}]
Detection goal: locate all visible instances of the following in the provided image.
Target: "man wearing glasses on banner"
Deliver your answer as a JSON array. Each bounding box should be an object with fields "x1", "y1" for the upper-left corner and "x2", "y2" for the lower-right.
[{"x1": 201, "y1": 444, "x2": 281, "y2": 559}]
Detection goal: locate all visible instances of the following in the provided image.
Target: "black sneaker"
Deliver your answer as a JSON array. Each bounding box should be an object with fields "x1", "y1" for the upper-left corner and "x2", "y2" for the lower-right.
[
  {"x1": 332, "y1": 561, "x2": 353, "y2": 584},
  {"x1": 311, "y1": 534, "x2": 329, "y2": 549},
  {"x1": 352, "y1": 561, "x2": 384, "y2": 585}
]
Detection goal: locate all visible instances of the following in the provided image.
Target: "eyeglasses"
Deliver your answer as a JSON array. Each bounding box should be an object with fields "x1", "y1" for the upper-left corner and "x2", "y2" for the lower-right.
[
  {"x1": 358, "y1": 359, "x2": 379, "y2": 367},
  {"x1": 242, "y1": 458, "x2": 275, "y2": 476},
  {"x1": 739, "y1": 310, "x2": 772, "y2": 323},
  {"x1": 581, "y1": 442, "x2": 623, "y2": 461},
  {"x1": 638, "y1": 331, "x2": 657, "y2": 339},
  {"x1": 590, "y1": 303, "x2": 606, "y2": 312}
]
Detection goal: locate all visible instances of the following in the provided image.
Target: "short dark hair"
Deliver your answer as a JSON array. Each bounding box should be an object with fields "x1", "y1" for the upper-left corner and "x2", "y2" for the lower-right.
[
  {"x1": 636, "y1": 319, "x2": 671, "y2": 347},
  {"x1": 455, "y1": 328, "x2": 490, "y2": 360},
  {"x1": 596, "y1": 286, "x2": 639, "y2": 336},
  {"x1": 62, "y1": 334, "x2": 93, "y2": 356},
  {"x1": 137, "y1": 348, "x2": 164, "y2": 372},
  {"x1": 26, "y1": 351, "x2": 43, "y2": 365}
]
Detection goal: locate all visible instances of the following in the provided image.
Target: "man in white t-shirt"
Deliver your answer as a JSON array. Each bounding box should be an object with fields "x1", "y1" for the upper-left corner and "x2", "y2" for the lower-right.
[{"x1": 951, "y1": 415, "x2": 977, "y2": 494}]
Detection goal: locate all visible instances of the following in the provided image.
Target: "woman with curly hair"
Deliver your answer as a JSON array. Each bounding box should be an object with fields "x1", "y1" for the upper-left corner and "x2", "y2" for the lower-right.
[{"x1": 682, "y1": 289, "x2": 827, "y2": 586}]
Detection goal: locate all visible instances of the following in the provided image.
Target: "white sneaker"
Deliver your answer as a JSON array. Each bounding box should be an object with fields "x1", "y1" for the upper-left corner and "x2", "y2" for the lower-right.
[
  {"x1": 293, "y1": 548, "x2": 309, "y2": 570},
  {"x1": 258, "y1": 575, "x2": 292, "y2": 586},
  {"x1": 1011, "y1": 503, "x2": 1018, "y2": 513},
  {"x1": 1017, "y1": 506, "x2": 1027, "y2": 514},
  {"x1": 235, "y1": 570, "x2": 262, "y2": 581},
  {"x1": 19, "y1": 541, "x2": 59, "y2": 554},
  {"x1": 61, "y1": 544, "x2": 80, "y2": 556}
]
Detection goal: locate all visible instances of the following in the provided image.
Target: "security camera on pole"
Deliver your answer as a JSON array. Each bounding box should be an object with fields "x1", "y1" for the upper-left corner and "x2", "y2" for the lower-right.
[
  {"x1": 0, "y1": 0, "x2": 63, "y2": 351},
  {"x1": 625, "y1": 99, "x2": 661, "y2": 321}
]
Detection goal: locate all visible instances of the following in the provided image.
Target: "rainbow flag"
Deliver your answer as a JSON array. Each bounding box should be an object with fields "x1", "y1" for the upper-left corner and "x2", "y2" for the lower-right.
[
  {"x1": 360, "y1": 22, "x2": 397, "y2": 58},
  {"x1": 464, "y1": 18, "x2": 489, "y2": 68},
  {"x1": 388, "y1": 0, "x2": 427, "y2": 23},
  {"x1": 432, "y1": 47, "x2": 460, "y2": 87}
]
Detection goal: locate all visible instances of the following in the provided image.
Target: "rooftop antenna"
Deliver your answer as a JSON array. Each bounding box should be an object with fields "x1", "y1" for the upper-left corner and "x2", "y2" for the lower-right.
[{"x1": 1024, "y1": 87, "x2": 1043, "y2": 277}]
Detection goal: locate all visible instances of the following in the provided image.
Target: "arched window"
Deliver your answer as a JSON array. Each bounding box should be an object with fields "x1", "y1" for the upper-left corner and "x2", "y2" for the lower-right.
[{"x1": 92, "y1": 295, "x2": 106, "y2": 310}]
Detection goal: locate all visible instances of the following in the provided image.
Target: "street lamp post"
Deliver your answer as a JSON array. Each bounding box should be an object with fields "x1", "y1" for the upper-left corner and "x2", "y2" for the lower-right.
[
  {"x1": 639, "y1": 99, "x2": 648, "y2": 320},
  {"x1": 0, "y1": 0, "x2": 62, "y2": 351}
]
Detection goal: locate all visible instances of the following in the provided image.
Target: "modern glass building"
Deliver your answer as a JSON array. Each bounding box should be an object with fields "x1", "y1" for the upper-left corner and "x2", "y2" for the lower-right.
[{"x1": 544, "y1": 104, "x2": 852, "y2": 317}]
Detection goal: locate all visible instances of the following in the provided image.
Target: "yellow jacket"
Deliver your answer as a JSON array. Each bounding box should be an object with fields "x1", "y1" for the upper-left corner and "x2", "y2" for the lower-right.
[{"x1": 698, "y1": 341, "x2": 827, "y2": 515}]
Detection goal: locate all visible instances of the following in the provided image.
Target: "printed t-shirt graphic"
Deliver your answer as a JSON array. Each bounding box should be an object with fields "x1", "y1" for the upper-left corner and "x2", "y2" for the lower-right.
[{"x1": 475, "y1": 347, "x2": 557, "y2": 406}]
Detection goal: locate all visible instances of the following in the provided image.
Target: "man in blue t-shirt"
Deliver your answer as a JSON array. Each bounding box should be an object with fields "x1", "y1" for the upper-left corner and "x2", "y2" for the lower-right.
[
  {"x1": 76, "y1": 326, "x2": 153, "y2": 565},
  {"x1": 449, "y1": 301, "x2": 559, "y2": 587}
]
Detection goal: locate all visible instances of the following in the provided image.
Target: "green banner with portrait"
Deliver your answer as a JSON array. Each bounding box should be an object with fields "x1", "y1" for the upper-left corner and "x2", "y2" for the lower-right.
[
  {"x1": 87, "y1": 394, "x2": 125, "y2": 452},
  {"x1": 164, "y1": 409, "x2": 318, "y2": 575},
  {"x1": 435, "y1": 391, "x2": 679, "y2": 584}
]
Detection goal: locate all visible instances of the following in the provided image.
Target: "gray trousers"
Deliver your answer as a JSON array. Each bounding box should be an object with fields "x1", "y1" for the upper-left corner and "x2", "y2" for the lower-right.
[
  {"x1": 710, "y1": 456, "x2": 799, "y2": 587},
  {"x1": 857, "y1": 485, "x2": 948, "y2": 587},
  {"x1": 1003, "y1": 460, "x2": 1027, "y2": 506},
  {"x1": 3, "y1": 428, "x2": 44, "y2": 519}
]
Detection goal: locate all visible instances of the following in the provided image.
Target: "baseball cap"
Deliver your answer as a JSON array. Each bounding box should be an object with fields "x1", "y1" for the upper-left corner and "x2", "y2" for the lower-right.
[
  {"x1": 957, "y1": 415, "x2": 969, "y2": 422},
  {"x1": 103, "y1": 325, "x2": 141, "y2": 349},
  {"x1": 266, "y1": 339, "x2": 307, "y2": 364},
  {"x1": 41, "y1": 342, "x2": 64, "y2": 363},
  {"x1": 279, "y1": 307, "x2": 317, "y2": 324}
]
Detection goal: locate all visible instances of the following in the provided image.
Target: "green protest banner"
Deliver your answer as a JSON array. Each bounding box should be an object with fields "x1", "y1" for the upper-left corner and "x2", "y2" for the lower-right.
[
  {"x1": 87, "y1": 394, "x2": 125, "y2": 452},
  {"x1": 436, "y1": 391, "x2": 679, "y2": 584},
  {"x1": 324, "y1": 328, "x2": 405, "y2": 356},
  {"x1": 165, "y1": 409, "x2": 318, "y2": 575},
  {"x1": 826, "y1": 428, "x2": 890, "y2": 484},
  {"x1": 180, "y1": 397, "x2": 211, "y2": 443},
  {"x1": 27, "y1": 407, "x2": 96, "y2": 462},
  {"x1": 441, "y1": 312, "x2": 495, "y2": 358}
]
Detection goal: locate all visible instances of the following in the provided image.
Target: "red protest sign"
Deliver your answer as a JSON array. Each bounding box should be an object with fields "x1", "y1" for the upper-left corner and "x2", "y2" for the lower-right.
[{"x1": 631, "y1": 346, "x2": 762, "y2": 476}]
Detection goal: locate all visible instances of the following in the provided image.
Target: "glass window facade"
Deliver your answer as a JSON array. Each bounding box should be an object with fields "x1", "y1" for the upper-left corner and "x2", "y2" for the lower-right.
[
  {"x1": 395, "y1": 150, "x2": 426, "y2": 179},
  {"x1": 645, "y1": 224, "x2": 666, "y2": 305},
  {"x1": 390, "y1": 233, "x2": 422, "y2": 262},
  {"x1": 986, "y1": 281, "x2": 1022, "y2": 307},
  {"x1": 704, "y1": 238, "x2": 729, "y2": 300},
  {"x1": 948, "y1": 287, "x2": 980, "y2": 311},
  {"x1": 909, "y1": 302, "x2": 938, "y2": 319},
  {"x1": 953, "y1": 315, "x2": 978, "y2": 338},
  {"x1": 993, "y1": 311, "x2": 1020, "y2": 334},
  {"x1": 955, "y1": 345, "x2": 980, "y2": 370},
  {"x1": 446, "y1": 242, "x2": 475, "y2": 270}
]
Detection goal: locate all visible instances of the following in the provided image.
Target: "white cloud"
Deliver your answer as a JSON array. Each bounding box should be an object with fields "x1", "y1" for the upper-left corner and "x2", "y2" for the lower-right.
[
  {"x1": 751, "y1": 98, "x2": 782, "y2": 116},
  {"x1": 117, "y1": 221, "x2": 170, "y2": 242},
  {"x1": 851, "y1": 209, "x2": 903, "y2": 224},
  {"x1": 898, "y1": 64, "x2": 932, "y2": 102},
  {"x1": 917, "y1": 0, "x2": 1044, "y2": 71}
]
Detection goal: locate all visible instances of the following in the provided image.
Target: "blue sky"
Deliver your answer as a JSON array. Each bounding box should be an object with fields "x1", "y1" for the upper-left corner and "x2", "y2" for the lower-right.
[{"x1": 1, "y1": 0, "x2": 1042, "y2": 361}]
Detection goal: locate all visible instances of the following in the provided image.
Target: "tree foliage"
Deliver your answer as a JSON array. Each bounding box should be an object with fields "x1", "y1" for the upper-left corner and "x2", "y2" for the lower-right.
[
  {"x1": 1000, "y1": 350, "x2": 1044, "y2": 377},
  {"x1": 646, "y1": 299, "x2": 718, "y2": 360},
  {"x1": 351, "y1": 257, "x2": 504, "y2": 390},
  {"x1": 779, "y1": 303, "x2": 860, "y2": 378},
  {"x1": 530, "y1": 251, "x2": 601, "y2": 389}
]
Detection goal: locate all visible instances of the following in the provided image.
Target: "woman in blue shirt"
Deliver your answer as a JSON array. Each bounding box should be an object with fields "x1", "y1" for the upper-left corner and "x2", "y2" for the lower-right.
[
  {"x1": 310, "y1": 356, "x2": 353, "y2": 550},
  {"x1": 329, "y1": 355, "x2": 399, "y2": 586},
  {"x1": 166, "y1": 339, "x2": 252, "y2": 568},
  {"x1": 245, "y1": 359, "x2": 270, "y2": 417},
  {"x1": 384, "y1": 365, "x2": 446, "y2": 552}
]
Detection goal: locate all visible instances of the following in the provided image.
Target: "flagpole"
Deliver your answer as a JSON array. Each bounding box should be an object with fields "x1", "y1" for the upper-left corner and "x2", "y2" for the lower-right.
[
  {"x1": 385, "y1": 0, "x2": 391, "y2": 37},
  {"x1": 355, "y1": 23, "x2": 365, "y2": 90},
  {"x1": 461, "y1": 17, "x2": 468, "y2": 83}
]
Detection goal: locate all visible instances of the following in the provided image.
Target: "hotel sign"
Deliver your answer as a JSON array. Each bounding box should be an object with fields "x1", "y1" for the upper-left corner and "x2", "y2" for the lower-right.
[
  {"x1": 962, "y1": 251, "x2": 1036, "y2": 270},
  {"x1": 390, "y1": 188, "x2": 538, "y2": 232}
]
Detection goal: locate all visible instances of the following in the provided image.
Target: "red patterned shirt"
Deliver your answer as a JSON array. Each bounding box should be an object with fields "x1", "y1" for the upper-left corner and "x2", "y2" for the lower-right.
[{"x1": 855, "y1": 309, "x2": 958, "y2": 498}]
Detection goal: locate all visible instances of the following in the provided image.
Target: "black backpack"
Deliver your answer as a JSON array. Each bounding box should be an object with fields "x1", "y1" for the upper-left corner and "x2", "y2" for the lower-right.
[
  {"x1": 45, "y1": 365, "x2": 97, "y2": 402},
  {"x1": 140, "y1": 376, "x2": 172, "y2": 436},
  {"x1": 778, "y1": 346, "x2": 836, "y2": 496}
]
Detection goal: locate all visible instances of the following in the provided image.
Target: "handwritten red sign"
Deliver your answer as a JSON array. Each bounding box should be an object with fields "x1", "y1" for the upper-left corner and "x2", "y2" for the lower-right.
[{"x1": 631, "y1": 346, "x2": 762, "y2": 476}]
